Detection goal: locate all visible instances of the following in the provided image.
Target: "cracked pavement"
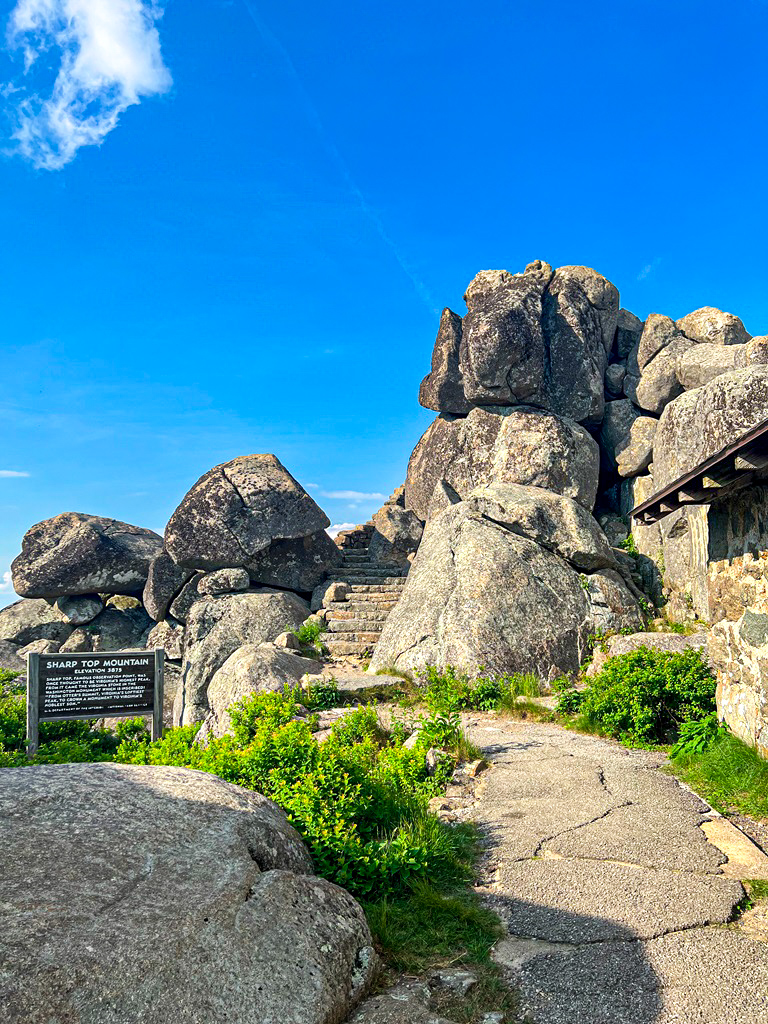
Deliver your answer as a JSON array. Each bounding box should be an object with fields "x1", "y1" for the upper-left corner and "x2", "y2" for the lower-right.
[{"x1": 466, "y1": 718, "x2": 768, "y2": 1023}]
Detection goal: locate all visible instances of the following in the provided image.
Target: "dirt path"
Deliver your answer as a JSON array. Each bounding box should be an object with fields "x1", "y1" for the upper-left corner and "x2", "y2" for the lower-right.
[{"x1": 466, "y1": 717, "x2": 768, "y2": 1024}]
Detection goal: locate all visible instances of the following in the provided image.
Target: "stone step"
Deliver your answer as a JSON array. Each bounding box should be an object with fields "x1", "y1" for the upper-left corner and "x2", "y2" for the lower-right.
[
  {"x1": 325, "y1": 600, "x2": 398, "y2": 612},
  {"x1": 326, "y1": 607, "x2": 390, "y2": 621},
  {"x1": 348, "y1": 584, "x2": 404, "y2": 593},
  {"x1": 324, "y1": 639, "x2": 378, "y2": 656},
  {"x1": 337, "y1": 567, "x2": 408, "y2": 577},
  {"x1": 341, "y1": 575, "x2": 407, "y2": 584},
  {"x1": 327, "y1": 620, "x2": 384, "y2": 634}
]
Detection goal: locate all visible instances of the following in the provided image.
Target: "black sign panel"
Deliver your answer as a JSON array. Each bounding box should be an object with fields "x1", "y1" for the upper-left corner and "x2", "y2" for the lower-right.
[{"x1": 38, "y1": 651, "x2": 156, "y2": 720}]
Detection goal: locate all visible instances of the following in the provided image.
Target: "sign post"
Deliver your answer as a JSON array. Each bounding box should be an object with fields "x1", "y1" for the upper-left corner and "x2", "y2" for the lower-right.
[{"x1": 26, "y1": 650, "x2": 164, "y2": 758}]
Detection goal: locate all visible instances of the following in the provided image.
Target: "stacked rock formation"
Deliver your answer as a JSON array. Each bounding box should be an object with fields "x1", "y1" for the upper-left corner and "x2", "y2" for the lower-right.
[
  {"x1": 2, "y1": 455, "x2": 341, "y2": 734},
  {"x1": 370, "y1": 261, "x2": 648, "y2": 678}
]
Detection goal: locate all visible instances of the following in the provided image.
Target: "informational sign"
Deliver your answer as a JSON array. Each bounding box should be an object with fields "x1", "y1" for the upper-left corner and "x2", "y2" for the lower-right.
[{"x1": 26, "y1": 650, "x2": 164, "y2": 756}]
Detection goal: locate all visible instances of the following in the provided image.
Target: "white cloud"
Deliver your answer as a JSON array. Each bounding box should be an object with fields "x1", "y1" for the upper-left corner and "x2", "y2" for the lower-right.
[
  {"x1": 0, "y1": 570, "x2": 13, "y2": 592},
  {"x1": 326, "y1": 523, "x2": 356, "y2": 539},
  {"x1": 306, "y1": 482, "x2": 320, "y2": 490},
  {"x1": 637, "y1": 257, "x2": 661, "y2": 281},
  {"x1": 0, "y1": 470, "x2": 30, "y2": 477},
  {"x1": 5, "y1": 0, "x2": 172, "y2": 169},
  {"x1": 320, "y1": 490, "x2": 385, "y2": 501}
]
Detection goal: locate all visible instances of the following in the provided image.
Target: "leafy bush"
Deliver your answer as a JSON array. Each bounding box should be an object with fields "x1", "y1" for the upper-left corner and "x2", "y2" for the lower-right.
[
  {"x1": 567, "y1": 647, "x2": 716, "y2": 747},
  {"x1": 416, "y1": 665, "x2": 541, "y2": 715},
  {"x1": 291, "y1": 618, "x2": 327, "y2": 655},
  {"x1": 302, "y1": 678, "x2": 341, "y2": 710},
  {"x1": 118, "y1": 688, "x2": 463, "y2": 899},
  {"x1": 670, "y1": 713, "x2": 723, "y2": 758}
]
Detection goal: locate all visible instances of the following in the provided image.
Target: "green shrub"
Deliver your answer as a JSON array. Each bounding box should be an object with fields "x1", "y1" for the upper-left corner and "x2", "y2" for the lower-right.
[
  {"x1": 118, "y1": 688, "x2": 461, "y2": 900},
  {"x1": 670, "y1": 713, "x2": 723, "y2": 758},
  {"x1": 292, "y1": 618, "x2": 327, "y2": 655},
  {"x1": 568, "y1": 647, "x2": 716, "y2": 747},
  {"x1": 417, "y1": 665, "x2": 541, "y2": 715},
  {"x1": 302, "y1": 678, "x2": 341, "y2": 710}
]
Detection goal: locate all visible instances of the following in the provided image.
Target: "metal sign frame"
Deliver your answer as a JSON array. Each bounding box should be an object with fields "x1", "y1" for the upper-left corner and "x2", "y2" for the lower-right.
[{"x1": 26, "y1": 649, "x2": 164, "y2": 758}]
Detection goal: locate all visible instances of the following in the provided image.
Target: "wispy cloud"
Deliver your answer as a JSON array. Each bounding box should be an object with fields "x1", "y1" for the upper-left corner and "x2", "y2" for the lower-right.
[
  {"x1": 5, "y1": 0, "x2": 172, "y2": 169},
  {"x1": 306, "y1": 482, "x2": 320, "y2": 490},
  {"x1": 637, "y1": 257, "x2": 661, "y2": 281},
  {"x1": 0, "y1": 570, "x2": 13, "y2": 592},
  {"x1": 320, "y1": 490, "x2": 386, "y2": 501},
  {"x1": 326, "y1": 522, "x2": 356, "y2": 539},
  {"x1": 0, "y1": 470, "x2": 30, "y2": 477}
]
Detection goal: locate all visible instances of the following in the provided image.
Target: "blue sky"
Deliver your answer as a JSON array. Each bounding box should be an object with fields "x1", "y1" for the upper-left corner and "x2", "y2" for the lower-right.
[{"x1": 1, "y1": 0, "x2": 767, "y2": 606}]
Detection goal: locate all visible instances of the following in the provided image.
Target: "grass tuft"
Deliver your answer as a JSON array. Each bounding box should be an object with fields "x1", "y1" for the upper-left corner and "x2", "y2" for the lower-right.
[{"x1": 668, "y1": 731, "x2": 768, "y2": 821}]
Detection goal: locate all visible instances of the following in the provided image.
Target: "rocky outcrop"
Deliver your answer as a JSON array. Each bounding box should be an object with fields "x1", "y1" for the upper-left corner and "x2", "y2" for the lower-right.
[
  {"x1": 369, "y1": 501, "x2": 424, "y2": 568},
  {"x1": 450, "y1": 261, "x2": 618, "y2": 425},
  {"x1": 165, "y1": 454, "x2": 331, "y2": 574},
  {"x1": 58, "y1": 604, "x2": 152, "y2": 653},
  {"x1": 54, "y1": 593, "x2": 104, "y2": 625},
  {"x1": 205, "y1": 643, "x2": 322, "y2": 737},
  {"x1": 418, "y1": 308, "x2": 469, "y2": 414},
  {"x1": 369, "y1": 485, "x2": 641, "y2": 679},
  {"x1": 0, "y1": 599, "x2": 71, "y2": 647},
  {"x1": 241, "y1": 531, "x2": 343, "y2": 592},
  {"x1": 11, "y1": 513, "x2": 162, "y2": 599},
  {"x1": 143, "y1": 549, "x2": 195, "y2": 621},
  {"x1": 653, "y1": 366, "x2": 768, "y2": 489},
  {"x1": 405, "y1": 406, "x2": 600, "y2": 519},
  {"x1": 176, "y1": 589, "x2": 309, "y2": 726},
  {"x1": 543, "y1": 264, "x2": 619, "y2": 425},
  {"x1": 676, "y1": 306, "x2": 751, "y2": 347},
  {"x1": 0, "y1": 763, "x2": 377, "y2": 1024}
]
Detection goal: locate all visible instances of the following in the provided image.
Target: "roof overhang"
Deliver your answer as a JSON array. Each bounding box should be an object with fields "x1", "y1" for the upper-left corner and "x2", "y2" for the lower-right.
[{"x1": 630, "y1": 418, "x2": 768, "y2": 525}]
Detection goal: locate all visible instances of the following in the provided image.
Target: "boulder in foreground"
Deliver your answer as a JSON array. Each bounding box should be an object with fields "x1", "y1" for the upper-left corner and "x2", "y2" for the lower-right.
[
  {"x1": 0, "y1": 762, "x2": 377, "y2": 1024},
  {"x1": 370, "y1": 486, "x2": 641, "y2": 679}
]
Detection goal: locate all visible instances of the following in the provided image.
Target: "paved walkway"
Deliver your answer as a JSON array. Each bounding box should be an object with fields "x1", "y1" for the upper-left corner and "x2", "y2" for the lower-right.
[{"x1": 466, "y1": 718, "x2": 768, "y2": 1024}]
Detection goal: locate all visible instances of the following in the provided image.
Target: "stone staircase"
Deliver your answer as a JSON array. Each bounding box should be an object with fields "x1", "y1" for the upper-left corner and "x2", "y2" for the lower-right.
[{"x1": 322, "y1": 547, "x2": 409, "y2": 658}]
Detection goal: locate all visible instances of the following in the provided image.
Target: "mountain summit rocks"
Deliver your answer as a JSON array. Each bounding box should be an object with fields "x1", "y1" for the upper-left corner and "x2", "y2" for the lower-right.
[{"x1": 11, "y1": 513, "x2": 162, "y2": 599}]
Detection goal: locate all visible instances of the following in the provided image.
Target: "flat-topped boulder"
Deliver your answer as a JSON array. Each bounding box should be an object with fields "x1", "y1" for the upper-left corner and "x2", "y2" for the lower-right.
[
  {"x1": 0, "y1": 763, "x2": 377, "y2": 1024},
  {"x1": 165, "y1": 454, "x2": 330, "y2": 573},
  {"x1": 11, "y1": 512, "x2": 162, "y2": 599}
]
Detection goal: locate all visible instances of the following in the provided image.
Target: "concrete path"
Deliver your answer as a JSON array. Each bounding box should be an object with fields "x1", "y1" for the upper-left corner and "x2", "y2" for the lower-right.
[{"x1": 466, "y1": 718, "x2": 768, "y2": 1024}]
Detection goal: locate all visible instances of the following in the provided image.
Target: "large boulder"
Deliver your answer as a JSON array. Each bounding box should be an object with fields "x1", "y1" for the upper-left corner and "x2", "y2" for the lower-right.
[
  {"x1": 636, "y1": 314, "x2": 681, "y2": 371},
  {"x1": 405, "y1": 406, "x2": 600, "y2": 520},
  {"x1": 369, "y1": 505, "x2": 424, "y2": 567},
  {"x1": 459, "y1": 262, "x2": 553, "y2": 407},
  {"x1": 177, "y1": 589, "x2": 309, "y2": 726},
  {"x1": 0, "y1": 598, "x2": 71, "y2": 646},
  {"x1": 243, "y1": 531, "x2": 343, "y2": 592},
  {"x1": 0, "y1": 763, "x2": 377, "y2": 1024},
  {"x1": 0, "y1": 641, "x2": 24, "y2": 672},
  {"x1": 614, "y1": 308, "x2": 644, "y2": 359},
  {"x1": 628, "y1": 335, "x2": 696, "y2": 415},
  {"x1": 369, "y1": 486, "x2": 641, "y2": 679},
  {"x1": 143, "y1": 549, "x2": 194, "y2": 621},
  {"x1": 676, "y1": 342, "x2": 745, "y2": 390},
  {"x1": 205, "y1": 643, "x2": 323, "y2": 737},
  {"x1": 165, "y1": 455, "x2": 330, "y2": 573},
  {"x1": 677, "y1": 306, "x2": 751, "y2": 347},
  {"x1": 418, "y1": 308, "x2": 469, "y2": 414},
  {"x1": 54, "y1": 594, "x2": 104, "y2": 626},
  {"x1": 543, "y1": 264, "x2": 619, "y2": 425},
  {"x1": 11, "y1": 513, "x2": 162, "y2": 599},
  {"x1": 458, "y1": 262, "x2": 618, "y2": 425},
  {"x1": 653, "y1": 366, "x2": 768, "y2": 489}
]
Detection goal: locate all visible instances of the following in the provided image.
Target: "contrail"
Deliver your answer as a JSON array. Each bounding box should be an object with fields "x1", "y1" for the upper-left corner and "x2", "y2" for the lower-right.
[{"x1": 241, "y1": 0, "x2": 436, "y2": 312}]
